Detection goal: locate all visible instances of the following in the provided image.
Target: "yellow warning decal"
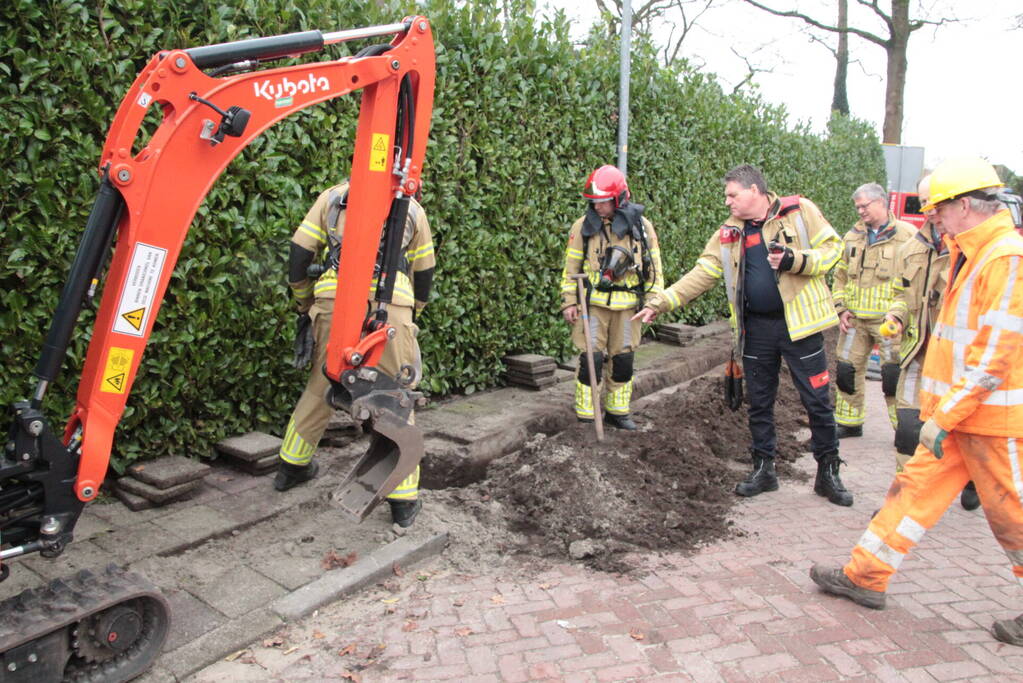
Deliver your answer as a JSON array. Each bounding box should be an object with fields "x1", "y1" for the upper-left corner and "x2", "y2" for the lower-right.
[
  {"x1": 121, "y1": 307, "x2": 145, "y2": 331},
  {"x1": 369, "y1": 133, "x2": 390, "y2": 172},
  {"x1": 101, "y1": 347, "x2": 135, "y2": 394}
]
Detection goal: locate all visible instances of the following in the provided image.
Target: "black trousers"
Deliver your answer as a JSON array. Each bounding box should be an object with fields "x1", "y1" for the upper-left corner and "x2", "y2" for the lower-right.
[{"x1": 741, "y1": 314, "x2": 838, "y2": 461}]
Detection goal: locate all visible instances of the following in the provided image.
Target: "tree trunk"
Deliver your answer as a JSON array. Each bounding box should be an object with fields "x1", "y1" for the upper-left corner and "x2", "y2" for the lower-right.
[
  {"x1": 831, "y1": 0, "x2": 849, "y2": 115},
  {"x1": 882, "y1": 0, "x2": 910, "y2": 144}
]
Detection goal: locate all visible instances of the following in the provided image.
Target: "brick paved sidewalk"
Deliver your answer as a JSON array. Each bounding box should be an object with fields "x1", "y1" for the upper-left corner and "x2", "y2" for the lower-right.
[{"x1": 192, "y1": 383, "x2": 1023, "y2": 682}]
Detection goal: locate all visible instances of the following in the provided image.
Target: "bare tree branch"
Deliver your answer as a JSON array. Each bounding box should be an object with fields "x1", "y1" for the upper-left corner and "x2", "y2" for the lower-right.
[{"x1": 739, "y1": 0, "x2": 889, "y2": 47}]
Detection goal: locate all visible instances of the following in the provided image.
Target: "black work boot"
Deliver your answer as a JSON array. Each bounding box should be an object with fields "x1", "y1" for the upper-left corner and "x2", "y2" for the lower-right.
[
  {"x1": 993, "y1": 614, "x2": 1023, "y2": 646},
  {"x1": 273, "y1": 460, "x2": 319, "y2": 492},
  {"x1": 836, "y1": 424, "x2": 863, "y2": 439},
  {"x1": 604, "y1": 412, "x2": 637, "y2": 430},
  {"x1": 814, "y1": 453, "x2": 853, "y2": 506},
  {"x1": 809, "y1": 564, "x2": 886, "y2": 609},
  {"x1": 735, "y1": 453, "x2": 779, "y2": 497},
  {"x1": 960, "y1": 481, "x2": 980, "y2": 511},
  {"x1": 388, "y1": 498, "x2": 422, "y2": 528}
]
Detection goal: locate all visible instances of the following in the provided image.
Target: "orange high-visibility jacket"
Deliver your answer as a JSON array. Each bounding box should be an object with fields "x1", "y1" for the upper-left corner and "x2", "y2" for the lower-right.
[{"x1": 919, "y1": 210, "x2": 1023, "y2": 437}]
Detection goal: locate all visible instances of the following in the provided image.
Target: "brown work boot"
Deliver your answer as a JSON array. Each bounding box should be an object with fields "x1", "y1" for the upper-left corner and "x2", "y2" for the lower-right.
[
  {"x1": 993, "y1": 614, "x2": 1023, "y2": 646},
  {"x1": 809, "y1": 564, "x2": 886, "y2": 609}
]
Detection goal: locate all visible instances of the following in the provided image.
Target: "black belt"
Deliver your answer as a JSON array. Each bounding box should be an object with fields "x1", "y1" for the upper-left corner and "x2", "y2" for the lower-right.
[{"x1": 745, "y1": 309, "x2": 785, "y2": 320}]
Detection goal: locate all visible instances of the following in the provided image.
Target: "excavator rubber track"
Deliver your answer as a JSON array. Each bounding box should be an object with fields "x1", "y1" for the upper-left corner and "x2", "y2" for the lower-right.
[{"x1": 0, "y1": 564, "x2": 170, "y2": 683}]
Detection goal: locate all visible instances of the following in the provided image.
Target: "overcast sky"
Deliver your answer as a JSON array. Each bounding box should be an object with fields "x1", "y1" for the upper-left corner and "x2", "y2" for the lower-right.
[{"x1": 539, "y1": 0, "x2": 1023, "y2": 174}]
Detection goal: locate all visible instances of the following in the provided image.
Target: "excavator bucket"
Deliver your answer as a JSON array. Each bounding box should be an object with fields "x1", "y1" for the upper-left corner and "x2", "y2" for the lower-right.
[{"x1": 334, "y1": 410, "x2": 424, "y2": 522}]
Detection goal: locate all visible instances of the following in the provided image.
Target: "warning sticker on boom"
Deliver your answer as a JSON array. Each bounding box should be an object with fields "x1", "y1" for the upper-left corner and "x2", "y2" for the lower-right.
[
  {"x1": 101, "y1": 347, "x2": 134, "y2": 394},
  {"x1": 369, "y1": 133, "x2": 390, "y2": 172},
  {"x1": 113, "y1": 242, "x2": 167, "y2": 337}
]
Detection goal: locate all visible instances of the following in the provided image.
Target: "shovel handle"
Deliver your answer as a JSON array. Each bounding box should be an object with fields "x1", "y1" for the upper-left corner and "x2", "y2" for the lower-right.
[{"x1": 572, "y1": 274, "x2": 603, "y2": 441}]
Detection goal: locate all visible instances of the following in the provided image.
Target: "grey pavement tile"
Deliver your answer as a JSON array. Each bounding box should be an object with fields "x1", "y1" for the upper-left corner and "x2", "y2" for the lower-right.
[
  {"x1": 215, "y1": 432, "x2": 282, "y2": 462},
  {"x1": 189, "y1": 566, "x2": 288, "y2": 619},
  {"x1": 86, "y1": 498, "x2": 171, "y2": 527},
  {"x1": 128, "y1": 455, "x2": 211, "y2": 489},
  {"x1": 149, "y1": 504, "x2": 237, "y2": 541},
  {"x1": 71, "y1": 511, "x2": 116, "y2": 541},
  {"x1": 256, "y1": 555, "x2": 327, "y2": 592},
  {"x1": 160, "y1": 588, "x2": 228, "y2": 652},
  {"x1": 90, "y1": 521, "x2": 190, "y2": 563},
  {"x1": 0, "y1": 561, "x2": 45, "y2": 600},
  {"x1": 20, "y1": 540, "x2": 113, "y2": 581},
  {"x1": 202, "y1": 462, "x2": 266, "y2": 495},
  {"x1": 117, "y1": 476, "x2": 202, "y2": 504},
  {"x1": 156, "y1": 607, "x2": 282, "y2": 680}
]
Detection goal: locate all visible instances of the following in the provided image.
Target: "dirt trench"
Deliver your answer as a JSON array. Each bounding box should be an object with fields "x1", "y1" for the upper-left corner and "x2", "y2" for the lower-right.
[{"x1": 424, "y1": 367, "x2": 818, "y2": 574}]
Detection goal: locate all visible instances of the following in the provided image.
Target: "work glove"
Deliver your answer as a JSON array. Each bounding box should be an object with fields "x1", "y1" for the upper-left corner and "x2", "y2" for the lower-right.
[
  {"x1": 919, "y1": 418, "x2": 948, "y2": 458},
  {"x1": 292, "y1": 312, "x2": 315, "y2": 368}
]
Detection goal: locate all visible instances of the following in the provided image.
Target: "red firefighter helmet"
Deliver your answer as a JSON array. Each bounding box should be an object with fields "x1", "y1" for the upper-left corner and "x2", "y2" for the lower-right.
[{"x1": 582, "y1": 165, "x2": 629, "y2": 207}]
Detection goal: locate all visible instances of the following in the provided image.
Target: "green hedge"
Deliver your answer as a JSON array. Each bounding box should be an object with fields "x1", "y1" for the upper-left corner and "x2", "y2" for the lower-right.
[{"x1": 0, "y1": 0, "x2": 883, "y2": 469}]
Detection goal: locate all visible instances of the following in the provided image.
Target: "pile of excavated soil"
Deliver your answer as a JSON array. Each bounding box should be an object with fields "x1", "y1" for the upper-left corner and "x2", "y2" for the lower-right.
[{"x1": 432, "y1": 369, "x2": 815, "y2": 573}]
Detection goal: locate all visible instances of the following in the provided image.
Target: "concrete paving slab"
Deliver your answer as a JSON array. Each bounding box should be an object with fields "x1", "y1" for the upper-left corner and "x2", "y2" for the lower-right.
[
  {"x1": 214, "y1": 431, "x2": 282, "y2": 462},
  {"x1": 149, "y1": 504, "x2": 237, "y2": 542},
  {"x1": 128, "y1": 455, "x2": 211, "y2": 489},
  {"x1": 114, "y1": 486, "x2": 157, "y2": 511},
  {"x1": 272, "y1": 531, "x2": 448, "y2": 621},
  {"x1": 155, "y1": 607, "x2": 283, "y2": 680},
  {"x1": 89, "y1": 521, "x2": 190, "y2": 563},
  {"x1": 159, "y1": 588, "x2": 227, "y2": 652},
  {"x1": 70, "y1": 511, "x2": 115, "y2": 542},
  {"x1": 190, "y1": 565, "x2": 288, "y2": 619},
  {"x1": 117, "y1": 476, "x2": 201, "y2": 504},
  {"x1": 202, "y1": 465, "x2": 264, "y2": 495}
]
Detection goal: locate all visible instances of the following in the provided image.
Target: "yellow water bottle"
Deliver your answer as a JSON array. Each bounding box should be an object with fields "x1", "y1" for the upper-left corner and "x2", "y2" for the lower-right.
[{"x1": 880, "y1": 319, "x2": 900, "y2": 338}]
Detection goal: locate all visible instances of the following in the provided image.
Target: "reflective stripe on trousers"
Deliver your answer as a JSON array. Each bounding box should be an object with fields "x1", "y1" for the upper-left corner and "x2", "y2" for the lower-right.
[{"x1": 845, "y1": 432, "x2": 1023, "y2": 591}]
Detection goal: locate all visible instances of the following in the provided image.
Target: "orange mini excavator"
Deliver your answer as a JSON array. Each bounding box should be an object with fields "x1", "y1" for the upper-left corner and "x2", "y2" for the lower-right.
[{"x1": 0, "y1": 16, "x2": 434, "y2": 681}]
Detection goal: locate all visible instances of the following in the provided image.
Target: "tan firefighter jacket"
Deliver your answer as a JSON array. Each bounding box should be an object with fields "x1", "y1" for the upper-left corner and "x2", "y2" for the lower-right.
[
  {"x1": 560, "y1": 209, "x2": 665, "y2": 311},
  {"x1": 289, "y1": 182, "x2": 435, "y2": 314},
  {"x1": 887, "y1": 222, "x2": 950, "y2": 369},
  {"x1": 647, "y1": 193, "x2": 842, "y2": 345},
  {"x1": 832, "y1": 212, "x2": 916, "y2": 319}
]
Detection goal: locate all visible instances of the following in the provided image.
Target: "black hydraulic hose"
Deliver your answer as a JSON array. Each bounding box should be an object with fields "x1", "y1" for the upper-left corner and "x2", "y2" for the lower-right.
[{"x1": 33, "y1": 173, "x2": 125, "y2": 402}]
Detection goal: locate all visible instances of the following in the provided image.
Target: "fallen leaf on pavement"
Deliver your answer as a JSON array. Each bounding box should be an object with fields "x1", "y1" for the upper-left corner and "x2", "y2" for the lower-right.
[
  {"x1": 629, "y1": 628, "x2": 646, "y2": 641},
  {"x1": 381, "y1": 597, "x2": 399, "y2": 604},
  {"x1": 224, "y1": 649, "x2": 248, "y2": 662},
  {"x1": 337, "y1": 644, "x2": 356, "y2": 657},
  {"x1": 393, "y1": 563, "x2": 405, "y2": 577},
  {"x1": 490, "y1": 594, "x2": 505, "y2": 604},
  {"x1": 322, "y1": 550, "x2": 358, "y2": 570},
  {"x1": 401, "y1": 620, "x2": 418, "y2": 632},
  {"x1": 366, "y1": 643, "x2": 386, "y2": 659},
  {"x1": 454, "y1": 627, "x2": 473, "y2": 637},
  {"x1": 452, "y1": 597, "x2": 465, "y2": 606},
  {"x1": 313, "y1": 631, "x2": 326, "y2": 639},
  {"x1": 340, "y1": 671, "x2": 362, "y2": 682},
  {"x1": 283, "y1": 647, "x2": 299, "y2": 655},
  {"x1": 262, "y1": 636, "x2": 284, "y2": 648}
]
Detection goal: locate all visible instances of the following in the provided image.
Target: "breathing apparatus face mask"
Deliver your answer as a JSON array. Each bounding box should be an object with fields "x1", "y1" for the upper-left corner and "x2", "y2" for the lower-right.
[
  {"x1": 596, "y1": 245, "x2": 634, "y2": 291},
  {"x1": 994, "y1": 189, "x2": 1023, "y2": 230}
]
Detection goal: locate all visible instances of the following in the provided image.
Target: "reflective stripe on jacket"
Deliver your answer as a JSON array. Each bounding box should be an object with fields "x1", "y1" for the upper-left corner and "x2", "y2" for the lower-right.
[
  {"x1": 290, "y1": 182, "x2": 434, "y2": 310},
  {"x1": 560, "y1": 214, "x2": 665, "y2": 311},
  {"x1": 833, "y1": 213, "x2": 916, "y2": 318},
  {"x1": 919, "y1": 210, "x2": 1023, "y2": 437},
  {"x1": 887, "y1": 223, "x2": 949, "y2": 369},
  {"x1": 648, "y1": 193, "x2": 842, "y2": 344}
]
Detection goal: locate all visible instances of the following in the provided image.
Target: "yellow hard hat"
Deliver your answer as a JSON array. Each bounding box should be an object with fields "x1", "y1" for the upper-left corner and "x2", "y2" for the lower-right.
[{"x1": 921, "y1": 157, "x2": 1004, "y2": 212}]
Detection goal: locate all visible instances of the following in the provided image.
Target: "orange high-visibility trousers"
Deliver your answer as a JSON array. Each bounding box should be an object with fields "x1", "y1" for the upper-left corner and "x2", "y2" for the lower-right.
[{"x1": 844, "y1": 431, "x2": 1023, "y2": 592}]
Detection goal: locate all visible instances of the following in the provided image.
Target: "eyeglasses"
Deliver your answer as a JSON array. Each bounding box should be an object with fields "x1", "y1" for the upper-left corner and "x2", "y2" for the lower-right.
[{"x1": 854, "y1": 199, "x2": 880, "y2": 212}]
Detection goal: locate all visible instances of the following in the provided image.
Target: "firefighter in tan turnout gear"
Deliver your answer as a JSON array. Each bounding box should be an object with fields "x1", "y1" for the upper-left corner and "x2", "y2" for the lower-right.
[
  {"x1": 275, "y1": 181, "x2": 435, "y2": 528},
  {"x1": 810, "y1": 157, "x2": 1023, "y2": 647},
  {"x1": 881, "y1": 175, "x2": 979, "y2": 510},
  {"x1": 634, "y1": 165, "x2": 852, "y2": 506},
  {"x1": 560, "y1": 165, "x2": 664, "y2": 430},
  {"x1": 832, "y1": 182, "x2": 916, "y2": 437}
]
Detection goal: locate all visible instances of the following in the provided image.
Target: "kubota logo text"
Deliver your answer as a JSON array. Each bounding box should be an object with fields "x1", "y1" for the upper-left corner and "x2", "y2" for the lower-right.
[{"x1": 253, "y1": 74, "x2": 330, "y2": 101}]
